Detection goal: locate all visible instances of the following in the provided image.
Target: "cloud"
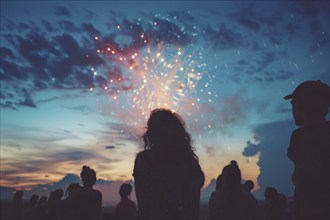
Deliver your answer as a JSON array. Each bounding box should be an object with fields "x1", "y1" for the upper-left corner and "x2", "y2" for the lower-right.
[
  {"x1": 54, "y1": 150, "x2": 99, "y2": 161},
  {"x1": 0, "y1": 186, "x2": 16, "y2": 199},
  {"x1": 42, "y1": 20, "x2": 57, "y2": 32},
  {"x1": 237, "y1": 16, "x2": 260, "y2": 32},
  {"x1": 200, "y1": 178, "x2": 216, "y2": 204},
  {"x1": 0, "y1": 59, "x2": 26, "y2": 80},
  {"x1": 0, "y1": 47, "x2": 15, "y2": 58},
  {"x1": 58, "y1": 20, "x2": 78, "y2": 32},
  {"x1": 219, "y1": 90, "x2": 253, "y2": 126},
  {"x1": 242, "y1": 141, "x2": 260, "y2": 157},
  {"x1": 80, "y1": 23, "x2": 100, "y2": 35},
  {"x1": 204, "y1": 23, "x2": 246, "y2": 50},
  {"x1": 19, "y1": 93, "x2": 37, "y2": 108},
  {"x1": 102, "y1": 122, "x2": 140, "y2": 143},
  {"x1": 54, "y1": 6, "x2": 71, "y2": 17},
  {"x1": 105, "y1": 145, "x2": 116, "y2": 150},
  {"x1": 242, "y1": 119, "x2": 296, "y2": 198}
]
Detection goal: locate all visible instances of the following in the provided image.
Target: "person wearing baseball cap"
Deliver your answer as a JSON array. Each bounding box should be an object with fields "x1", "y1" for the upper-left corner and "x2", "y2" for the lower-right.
[{"x1": 285, "y1": 80, "x2": 330, "y2": 219}]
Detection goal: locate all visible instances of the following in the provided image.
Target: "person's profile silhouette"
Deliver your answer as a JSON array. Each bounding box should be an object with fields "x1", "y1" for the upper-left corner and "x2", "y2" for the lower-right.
[
  {"x1": 285, "y1": 80, "x2": 330, "y2": 219},
  {"x1": 114, "y1": 183, "x2": 137, "y2": 219},
  {"x1": 133, "y1": 108, "x2": 204, "y2": 219}
]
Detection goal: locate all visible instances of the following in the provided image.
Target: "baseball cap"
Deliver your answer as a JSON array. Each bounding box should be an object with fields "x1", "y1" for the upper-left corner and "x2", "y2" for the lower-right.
[{"x1": 284, "y1": 80, "x2": 330, "y2": 101}]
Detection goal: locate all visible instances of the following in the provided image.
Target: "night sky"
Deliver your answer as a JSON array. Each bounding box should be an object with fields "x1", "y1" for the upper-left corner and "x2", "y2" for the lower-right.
[{"x1": 1, "y1": 1, "x2": 329, "y2": 204}]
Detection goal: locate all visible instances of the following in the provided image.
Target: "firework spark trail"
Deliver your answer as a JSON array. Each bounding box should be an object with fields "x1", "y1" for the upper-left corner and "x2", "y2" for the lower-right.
[{"x1": 93, "y1": 35, "x2": 212, "y2": 135}]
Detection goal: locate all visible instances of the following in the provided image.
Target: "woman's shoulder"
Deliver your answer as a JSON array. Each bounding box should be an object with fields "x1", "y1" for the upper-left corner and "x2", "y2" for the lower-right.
[
  {"x1": 133, "y1": 150, "x2": 154, "y2": 176},
  {"x1": 135, "y1": 150, "x2": 154, "y2": 163},
  {"x1": 136, "y1": 149, "x2": 152, "y2": 157}
]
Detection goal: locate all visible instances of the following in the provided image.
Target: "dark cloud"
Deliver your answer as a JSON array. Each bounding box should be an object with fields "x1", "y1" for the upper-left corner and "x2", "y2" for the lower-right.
[
  {"x1": 150, "y1": 18, "x2": 192, "y2": 45},
  {"x1": 309, "y1": 19, "x2": 320, "y2": 33},
  {"x1": 80, "y1": 23, "x2": 100, "y2": 35},
  {"x1": 0, "y1": 186, "x2": 15, "y2": 199},
  {"x1": 287, "y1": 1, "x2": 329, "y2": 19},
  {"x1": 286, "y1": 23, "x2": 299, "y2": 38},
  {"x1": 0, "y1": 101, "x2": 17, "y2": 110},
  {"x1": 105, "y1": 145, "x2": 116, "y2": 150},
  {"x1": 237, "y1": 17, "x2": 260, "y2": 32},
  {"x1": 167, "y1": 11, "x2": 197, "y2": 24},
  {"x1": 242, "y1": 119, "x2": 296, "y2": 198},
  {"x1": 204, "y1": 24, "x2": 246, "y2": 50},
  {"x1": 242, "y1": 140, "x2": 260, "y2": 157},
  {"x1": 19, "y1": 94, "x2": 37, "y2": 108},
  {"x1": 42, "y1": 20, "x2": 57, "y2": 32},
  {"x1": 256, "y1": 51, "x2": 277, "y2": 69},
  {"x1": 18, "y1": 23, "x2": 30, "y2": 32},
  {"x1": 55, "y1": 6, "x2": 71, "y2": 17},
  {"x1": 0, "y1": 47, "x2": 15, "y2": 58},
  {"x1": 84, "y1": 9, "x2": 95, "y2": 19},
  {"x1": 0, "y1": 60, "x2": 25, "y2": 80},
  {"x1": 62, "y1": 105, "x2": 93, "y2": 115},
  {"x1": 55, "y1": 151, "x2": 97, "y2": 161},
  {"x1": 58, "y1": 20, "x2": 78, "y2": 32},
  {"x1": 238, "y1": 59, "x2": 249, "y2": 66},
  {"x1": 33, "y1": 80, "x2": 49, "y2": 90}
]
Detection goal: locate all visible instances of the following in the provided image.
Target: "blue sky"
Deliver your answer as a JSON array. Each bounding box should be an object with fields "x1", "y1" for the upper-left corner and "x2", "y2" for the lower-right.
[{"x1": 1, "y1": 0, "x2": 329, "y2": 203}]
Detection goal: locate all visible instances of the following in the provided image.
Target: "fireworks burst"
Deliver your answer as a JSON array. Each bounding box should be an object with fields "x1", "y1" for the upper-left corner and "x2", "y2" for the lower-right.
[{"x1": 91, "y1": 32, "x2": 215, "y2": 135}]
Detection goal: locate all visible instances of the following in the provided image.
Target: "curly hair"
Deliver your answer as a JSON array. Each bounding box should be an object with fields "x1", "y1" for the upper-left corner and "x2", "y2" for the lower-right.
[{"x1": 142, "y1": 108, "x2": 197, "y2": 159}]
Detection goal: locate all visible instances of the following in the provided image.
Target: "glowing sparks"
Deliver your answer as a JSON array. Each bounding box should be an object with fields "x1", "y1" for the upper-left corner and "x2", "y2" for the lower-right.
[{"x1": 91, "y1": 32, "x2": 216, "y2": 134}]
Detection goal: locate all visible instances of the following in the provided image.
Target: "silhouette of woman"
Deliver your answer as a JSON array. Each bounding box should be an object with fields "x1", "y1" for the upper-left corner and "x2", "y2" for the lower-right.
[
  {"x1": 66, "y1": 166, "x2": 102, "y2": 220},
  {"x1": 133, "y1": 108, "x2": 204, "y2": 219}
]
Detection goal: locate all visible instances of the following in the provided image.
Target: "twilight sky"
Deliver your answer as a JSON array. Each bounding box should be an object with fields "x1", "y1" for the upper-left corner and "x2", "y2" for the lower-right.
[{"x1": 1, "y1": 0, "x2": 329, "y2": 203}]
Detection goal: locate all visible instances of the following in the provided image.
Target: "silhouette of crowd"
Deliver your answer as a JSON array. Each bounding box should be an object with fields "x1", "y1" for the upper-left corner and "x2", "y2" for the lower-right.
[{"x1": 1, "y1": 80, "x2": 329, "y2": 220}]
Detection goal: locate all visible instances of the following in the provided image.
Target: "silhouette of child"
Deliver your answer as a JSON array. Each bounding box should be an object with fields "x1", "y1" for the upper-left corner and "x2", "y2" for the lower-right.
[
  {"x1": 209, "y1": 161, "x2": 260, "y2": 220},
  {"x1": 9, "y1": 190, "x2": 24, "y2": 220},
  {"x1": 114, "y1": 183, "x2": 137, "y2": 219},
  {"x1": 66, "y1": 166, "x2": 102, "y2": 220},
  {"x1": 24, "y1": 194, "x2": 39, "y2": 220},
  {"x1": 35, "y1": 195, "x2": 48, "y2": 220},
  {"x1": 46, "y1": 188, "x2": 63, "y2": 219},
  {"x1": 133, "y1": 109, "x2": 204, "y2": 219},
  {"x1": 65, "y1": 183, "x2": 81, "y2": 199},
  {"x1": 285, "y1": 80, "x2": 330, "y2": 220},
  {"x1": 243, "y1": 180, "x2": 254, "y2": 193},
  {"x1": 208, "y1": 174, "x2": 223, "y2": 219},
  {"x1": 262, "y1": 187, "x2": 283, "y2": 220}
]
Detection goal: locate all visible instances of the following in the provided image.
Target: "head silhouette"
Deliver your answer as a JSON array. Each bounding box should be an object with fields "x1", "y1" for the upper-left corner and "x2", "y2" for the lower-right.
[
  {"x1": 80, "y1": 165, "x2": 97, "y2": 187},
  {"x1": 49, "y1": 189, "x2": 63, "y2": 201},
  {"x1": 38, "y1": 195, "x2": 48, "y2": 205},
  {"x1": 30, "y1": 194, "x2": 39, "y2": 204},
  {"x1": 142, "y1": 108, "x2": 195, "y2": 155},
  {"x1": 119, "y1": 183, "x2": 133, "y2": 198},
  {"x1": 65, "y1": 183, "x2": 81, "y2": 198},
  {"x1": 13, "y1": 190, "x2": 23, "y2": 202},
  {"x1": 222, "y1": 160, "x2": 241, "y2": 188},
  {"x1": 243, "y1": 180, "x2": 254, "y2": 192},
  {"x1": 264, "y1": 187, "x2": 278, "y2": 202},
  {"x1": 284, "y1": 80, "x2": 330, "y2": 125}
]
